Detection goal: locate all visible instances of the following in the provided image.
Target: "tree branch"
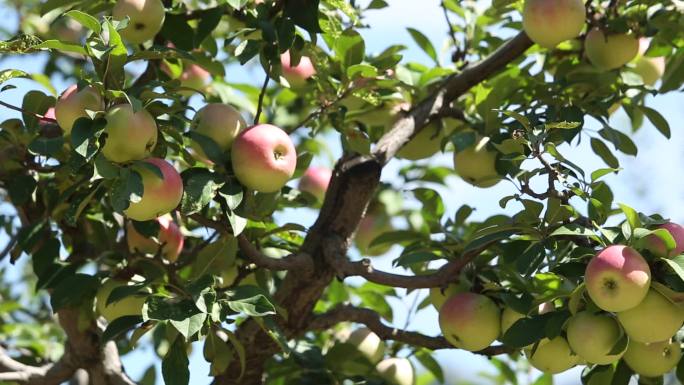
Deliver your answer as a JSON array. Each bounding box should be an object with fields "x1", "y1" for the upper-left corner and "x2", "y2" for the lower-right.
[
  {"x1": 309, "y1": 305, "x2": 511, "y2": 356},
  {"x1": 0, "y1": 346, "x2": 75, "y2": 385},
  {"x1": 237, "y1": 235, "x2": 313, "y2": 272}
]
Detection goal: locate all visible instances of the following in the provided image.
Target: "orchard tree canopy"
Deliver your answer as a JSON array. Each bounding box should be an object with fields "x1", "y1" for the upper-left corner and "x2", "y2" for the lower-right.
[{"x1": 1, "y1": 0, "x2": 684, "y2": 385}]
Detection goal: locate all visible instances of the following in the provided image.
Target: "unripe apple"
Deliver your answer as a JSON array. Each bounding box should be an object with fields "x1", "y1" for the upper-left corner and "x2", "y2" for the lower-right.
[
  {"x1": 54, "y1": 84, "x2": 104, "y2": 135},
  {"x1": 126, "y1": 214, "x2": 184, "y2": 262},
  {"x1": 584, "y1": 245, "x2": 651, "y2": 312},
  {"x1": 428, "y1": 283, "x2": 463, "y2": 310},
  {"x1": 617, "y1": 289, "x2": 684, "y2": 343},
  {"x1": 439, "y1": 292, "x2": 500, "y2": 351},
  {"x1": 95, "y1": 279, "x2": 147, "y2": 322},
  {"x1": 280, "y1": 51, "x2": 316, "y2": 87},
  {"x1": 231, "y1": 124, "x2": 297, "y2": 193},
  {"x1": 298, "y1": 166, "x2": 332, "y2": 203},
  {"x1": 356, "y1": 100, "x2": 410, "y2": 129},
  {"x1": 630, "y1": 39, "x2": 665, "y2": 86},
  {"x1": 397, "y1": 120, "x2": 455, "y2": 160},
  {"x1": 566, "y1": 311, "x2": 625, "y2": 365},
  {"x1": 525, "y1": 337, "x2": 579, "y2": 374},
  {"x1": 453, "y1": 139, "x2": 501, "y2": 188},
  {"x1": 101, "y1": 104, "x2": 158, "y2": 163},
  {"x1": 113, "y1": 0, "x2": 165, "y2": 44},
  {"x1": 623, "y1": 339, "x2": 681, "y2": 377},
  {"x1": 190, "y1": 103, "x2": 247, "y2": 160},
  {"x1": 355, "y1": 214, "x2": 393, "y2": 256},
  {"x1": 645, "y1": 222, "x2": 684, "y2": 258},
  {"x1": 522, "y1": 0, "x2": 585, "y2": 49},
  {"x1": 345, "y1": 327, "x2": 385, "y2": 364},
  {"x1": 501, "y1": 307, "x2": 525, "y2": 335},
  {"x1": 585, "y1": 28, "x2": 639, "y2": 70},
  {"x1": 124, "y1": 158, "x2": 183, "y2": 221},
  {"x1": 375, "y1": 358, "x2": 414, "y2": 385}
]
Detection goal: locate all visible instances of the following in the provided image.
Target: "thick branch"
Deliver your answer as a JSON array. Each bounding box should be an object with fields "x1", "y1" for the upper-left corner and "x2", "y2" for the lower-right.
[
  {"x1": 309, "y1": 305, "x2": 511, "y2": 356},
  {"x1": 0, "y1": 346, "x2": 75, "y2": 385},
  {"x1": 237, "y1": 235, "x2": 313, "y2": 272}
]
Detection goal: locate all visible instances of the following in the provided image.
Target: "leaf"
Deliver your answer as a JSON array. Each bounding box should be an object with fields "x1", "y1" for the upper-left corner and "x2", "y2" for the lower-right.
[
  {"x1": 414, "y1": 349, "x2": 443, "y2": 383},
  {"x1": 663, "y1": 256, "x2": 684, "y2": 283},
  {"x1": 28, "y1": 136, "x2": 64, "y2": 157},
  {"x1": 111, "y1": 168, "x2": 144, "y2": 212},
  {"x1": 590, "y1": 138, "x2": 619, "y2": 168},
  {"x1": 406, "y1": 27, "x2": 438, "y2": 65},
  {"x1": 170, "y1": 312, "x2": 207, "y2": 339},
  {"x1": 226, "y1": 294, "x2": 276, "y2": 317},
  {"x1": 65, "y1": 10, "x2": 101, "y2": 33},
  {"x1": 7, "y1": 174, "x2": 36, "y2": 206},
  {"x1": 102, "y1": 316, "x2": 143, "y2": 342},
  {"x1": 204, "y1": 330, "x2": 233, "y2": 375},
  {"x1": 219, "y1": 183, "x2": 243, "y2": 211},
  {"x1": 598, "y1": 127, "x2": 637, "y2": 156},
  {"x1": 611, "y1": 360, "x2": 633, "y2": 385},
  {"x1": 143, "y1": 296, "x2": 202, "y2": 322},
  {"x1": 639, "y1": 106, "x2": 671, "y2": 139},
  {"x1": 40, "y1": 0, "x2": 82, "y2": 15},
  {"x1": 464, "y1": 227, "x2": 521, "y2": 253},
  {"x1": 334, "y1": 29, "x2": 365, "y2": 69},
  {"x1": 180, "y1": 168, "x2": 223, "y2": 215},
  {"x1": 34, "y1": 40, "x2": 87, "y2": 55},
  {"x1": 225, "y1": 0, "x2": 248, "y2": 10},
  {"x1": 162, "y1": 338, "x2": 190, "y2": 385},
  {"x1": 590, "y1": 168, "x2": 620, "y2": 182},
  {"x1": 618, "y1": 203, "x2": 641, "y2": 234},
  {"x1": 105, "y1": 20, "x2": 128, "y2": 87},
  {"x1": 284, "y1": 0, "x2": 321, "y2": 34},
  {"x1": 501, "y1": 313, "x2": 554, "y2": 348},
  {"x1": 50, "y1": 274, "x2": 99, "y2": 310},
  {"x1": 227, "y1": 211, "x2": 247, "y2": 236}
]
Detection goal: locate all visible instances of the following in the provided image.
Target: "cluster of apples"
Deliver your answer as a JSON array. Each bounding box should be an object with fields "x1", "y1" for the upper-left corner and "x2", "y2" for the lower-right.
[{"x1": 434, "y1": 222, "x2": 684, "y2": 377}]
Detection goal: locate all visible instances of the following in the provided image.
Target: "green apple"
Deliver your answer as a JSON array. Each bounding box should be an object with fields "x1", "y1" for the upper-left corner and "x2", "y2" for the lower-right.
[
  {"x1": 617, "y1": 288, "x2": 684, "y2": 343},
  {"x1": 375, "y1": 358, "x2": 414, "y2": 385},
  {"x1": 354, "y1": 214, "x2": 393, "y2": 257},
  {"x1": 623, "y1": 340, "x2": 681, "y2": 377},
  {"x1": 54, "y1": 84, "x2": 104, "y2": 135},
  {"x1": 231, "y1": 124, "x2": 297, "y2": 193},
  {"x1": 101, "y1": 104, "x2": 158, "y2": 163},
  {"x1": 584, "y1": 245, "x2": 651, "y2": 312},
  {"x1": 126, "y1": 214, "x2": 184, "y2": 262},
  {"x1": 124, "y1": 158, "x2": 184, "y2": 221},
  {"x1": 522, "y1": 0, "x2": 585, "y2": 49},
  {"x1": 585, "y1": 28, "x2": 639, "y2": 70},
  {"x1": 113, "y1": 0, "x2": 165, "y2": 44},
  {"x1": 190, "y1": 103, "x2": 247, "y2": 161},
  {"x1": 566, "y1": 311, "x2": 625, "y2": 365},
  {"x1": 345, "y1": 327, "x2": 385, "y2": 364},
  {"x1": 501, "y1": 307, "x2": 525, "y2": 335},
  {"x1": 630, "y1": 39, "x2": 666, "y2": 86},
  {"x1": 453, "y1": 138, "x2": 501, "y2": 188},
  {"x1": 439, "y1": 292, "x2": 500, "y2": 351},
  {"x1": 96, "y1": 279, "x2": 147, "y2": 322},
  {"x1": 397, "y1": 119, "x2": 458, "y2": 160},
  {"x1": 525, "y1": 337, "x2": 579, "y2": 374}
]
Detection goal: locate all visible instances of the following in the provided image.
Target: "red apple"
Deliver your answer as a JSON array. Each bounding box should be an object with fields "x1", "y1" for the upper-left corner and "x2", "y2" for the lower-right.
[
  {"x1": 126, "y1": 214, "x2": 184, "y2": 262},
  {"x1": 113, "y1": 0, "x2": 166, "y2": 44},
  {"x1": 522, "y1": 0, "x2": 586, "y2": 49},
  {"x1": 438, "y1": 292, "x2": 500, "y2": 351},
  {"x1": 231, "y1": 124, "x2": 297, "y2": 193},
  {"x1": 101, "y1": 104, "x2": 158, "y2": 163},
  {"x1": 124, "y1": 158, "x2": 184, "y2": 221},
  {"x1": 39, "y1": 107, "x2": 56, "y2": 126},
  {"x1": 645, "y1": 222, "x2": 684, "y2": 258},
  {"x1": 54, "y1": 84, "x2": 104, "y2": 135},
  {"x1": 584, "y1": 245, "x2": 651, "y2": 312},
  {"x1": 280, "y1": 51, "x2": 316, "y2": 87},
  {"x1": 298, "y1": 166, "x2": 332, "y2": 203},
  {"x1": 354, "y1": 214, "x2": 393, "y2": 256}
]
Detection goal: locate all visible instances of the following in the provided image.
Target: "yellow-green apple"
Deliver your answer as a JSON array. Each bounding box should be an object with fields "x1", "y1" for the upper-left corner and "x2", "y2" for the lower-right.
[
  {"x1": 525, "y1": 337, "x2": 579, "y2": 374},
  {"x1": 356, "y1": 100, "x2": 409, "y2": 129},
  {"x1": 113, "y1": 0, "x2": 165, "y2": 44},
  {"x1": 280, "y1": 51, "x2": 316, "y2": 87},
  {"x1": 231, "y1": 124, "x2": 297, "y2": 192},
  {"x1": 354, "y1": 214, "x2": 393, "y2": 256},
  {"x1": 584, "y1": 245, "x2": 651, "y2": 312},
  {"x1": 429, "y1": 283, "x2": 463, "y2": 310},
  {"x1": 102, "y1": 104, "x2": 158, "y2": 163},
  {"x1": 190, "y1": 103, "x2": 247, "y2": 161},
  {"x1": 124, "y1": 158, "x2": 183, "y2": 221},
  {"x1": 623, "y1": 339, "x2": 681, "y2": 377},
  {"x1": 95, "y1": 279, "x2": 147, "y2": 322},
  {"x1": 298, "y1": 166, "x2": 332, "y2": 203},
  {"x1": 585, "y1": 28, "x2": 639, "y2": 70},
  {"x1": 566, "y1": 311, "x2": 625, "y2": 364},
  {"x1": 344, "y1": 327, "x2": 385, "y2": 363},
  {"x1": 439, "y1": 292, "x2": 500, "y2": 351},
  {"x1": 630, "y1": 39, "x2": 665, "y2": 86},
  {"x1": 54, "y1": 84, "x2": 104, "y2": 135},
  {"x1": 522, "y1": 0, "x2": 586, "y2": 49},
  {"x1": 617, "y1": 289, "x2": 684, "y2": 343},
  {"x1": 645, "y1": 222, "x2": 684, "y2": 258},
  {"x1": 397, "y1": 119, "x2": 456, "y2": 160},
  {"x1": 126, "y1": 214, "x2": 184, "y2": 262},
  {"x1": 375, "y1": 358, "x2": 414, "y2": 385},
  {"x1": 453, "y1": 138, "x2": 501, "y2": 188}
]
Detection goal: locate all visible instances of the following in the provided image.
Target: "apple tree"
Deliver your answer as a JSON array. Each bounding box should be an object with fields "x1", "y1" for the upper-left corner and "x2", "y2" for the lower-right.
[{"x1": 0, "y1": 0, "x2": 683, "y2": 385}]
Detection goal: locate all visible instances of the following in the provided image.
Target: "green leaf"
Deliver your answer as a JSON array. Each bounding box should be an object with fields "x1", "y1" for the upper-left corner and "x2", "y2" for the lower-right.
[
  {"x1": 105, "y1": 20, "x2": 128, "y2": 87},
  {"x1": 591, "y1": 168, "x2": 620, "y2": 182},
  {"x1": 227, "y1": 211, "x2": 247, "y2": 236},
  {"x1": 590, "y1": 138, "x2": 619, "y2": 168},
  {"x1": 219, "y1": 183, "x2": 243, "y2": 211},
  {"x1": 102, "y1": 316, "x2": 143, "y2": 342},
  {"x1": 28, "y1": 136, "x2": 64, "y2": 157},
  {"x1": 598, "y1": 127, "x2": 637, "y2": 156},
  {"x1": 50, "y1": 273, "x2": 99, "y2": 310},
  {"x1": 226, "y1": 286, "x2": 277, "y2": 317},
  {"x1": 40, "y1": 0, "x2": 82, "y2": 15},
  {"x1": 111, "y1": 168, "x2": 144, "y2": 212},
  {"x1": 7, "y1": 174, "x2": 36, "y2": 206},
  {"x1": 225, "y1": 0, "x2": 248, "y2": 10},
  {"x1": 639, "y1": 106, "x2": 671, "y2": 139},
  {"x1": 663, "y1": 255, "x2": 684, "y2": 283},
  {"x1": 414, "y1": 349, "x2": 444, "y2": 383},
  {"x1": 65, "y1": 10, "x2": 101, "y2": 33},
  {"x1": 334, "y1": 29, "x2": 365, "y2": 69},
  {"x1": 170, "y1": 312, "x2": 207, "y2": 339},
  {"x1": 284, "y1": 0, "x2": 321, "y2": 33},
  {"x1": 180, "y1": 168, "x2": 223, "y2": 215},
  {"x1": 618, "y1": 203, "x2": 640, "y2": 234},
  {"x1": 34, "y1": 40, "x2": 87, "y2": 55},
  {"x1": 501, "y1": 313, "x2": 552, "y2": 348},
  {"x1": 406, "y1": 27, "x2": 438, "y2": 65},
  {"x1": 143, "y1": 296, "x2": 202, "y2": 322},
  {"x1": 611, "y1": 360, "x2": 633, "y2": 385},
  {"x1": 162, "y1": 338, "x2": 190, "y2": 385}
]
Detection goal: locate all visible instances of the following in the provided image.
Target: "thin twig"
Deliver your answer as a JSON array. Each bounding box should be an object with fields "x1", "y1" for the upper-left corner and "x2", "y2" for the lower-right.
[
  {"x1": 254, "y1": 73, "x2": 270, "y2": 124},
  {"x1": 0, "y1": 100, "x2": 57, "y2": 123}
]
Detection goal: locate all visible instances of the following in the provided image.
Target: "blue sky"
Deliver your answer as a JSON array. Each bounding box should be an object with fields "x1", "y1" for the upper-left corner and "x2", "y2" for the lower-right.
[{"x1": 0, "y1": 1, "x2": 682, "y2": 384}]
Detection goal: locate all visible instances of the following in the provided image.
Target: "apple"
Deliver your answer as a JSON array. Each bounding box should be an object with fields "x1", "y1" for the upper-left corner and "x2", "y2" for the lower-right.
[
  {"x1": 126, "y1": 214, "x2": 184, "y2": 262},
  {"x1": 429, "y1": 283, "x2": 463, "y2": 310},
  {"x1": 298, "y1": 166, "x2": 332, "y2": 203},
  {"x1": 585, "y1": 28, "x2": 639, "y2": 70},
  {"x1": 501, "y1": 302, "x2": 553, "y2": 336},
  {"x1": 39, "y1": 107, "x2": 56, "y2": 126},
  {"x1": 344, "y1": 327, "x2": 385, "y2": 364},
  {"x1": 356, "y1": 100, "x2": 410, "y2": 128},
  {"x1": 178, "y1": 64, "x2": 210, "y2": 93},
  {"x1": 525, "y1": 337, "x2": 579, "y2": 374},
  {"x1": 231, "y1": 124, "x2": 297, "y2": 193},
  {"x1": 623, "y1": 339, "x2": 681, "y2": 377},
  {"x1": 439, "y1": 292, "x2": 500, "y2": 351},
  {"x1": 101, "y1": 104, "x2": 158, "y2": 163},
  {"x1": 354, "y1": 214, "x2": 393, "y2": 256},
  {"x1": 645, "y1": 222, "x2": 684, "y2": 258},
  {"x1": 566, "y1": 311, "x2": 625, "y2": 365},
  {"x1": 584, "y1": 245, "x2": 651, "y2": 312},
  {"x1": 453, "y1": 138, "x2": 501, "y2": 188},
  {"x1": 280, "y1": 51, "x2": 316, "y2": 87},
  {"x1": 95, "y1": 279, "x2": 147, "y2": 322},
  {"x1": 397, "y1": 119, "x2": 457, "y2": 160},
  {"x1": 375, "y1": 358, "x2": 414, "y2": 385},
  {"x1": 112, "y1": 0, "x2": 166, "y2": 44},
  {"x1": 190, "y1": 103, "x2": 247, "y2": 160},
  {"x1": 522, "y1": 0, "x2": 586, "y2": 49},
  {"x1": 124, "y1": 158, "x2": 183, "y2": 221},
  {"x1": 630, "y1": 39, "x2": 665, "y2": 86},
  {"x1": 617, "y1": 288, "x2": 684, "y2": 343},
  {"x1": 54, "y1": 84, "x2": 104, "y2": 135}
]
